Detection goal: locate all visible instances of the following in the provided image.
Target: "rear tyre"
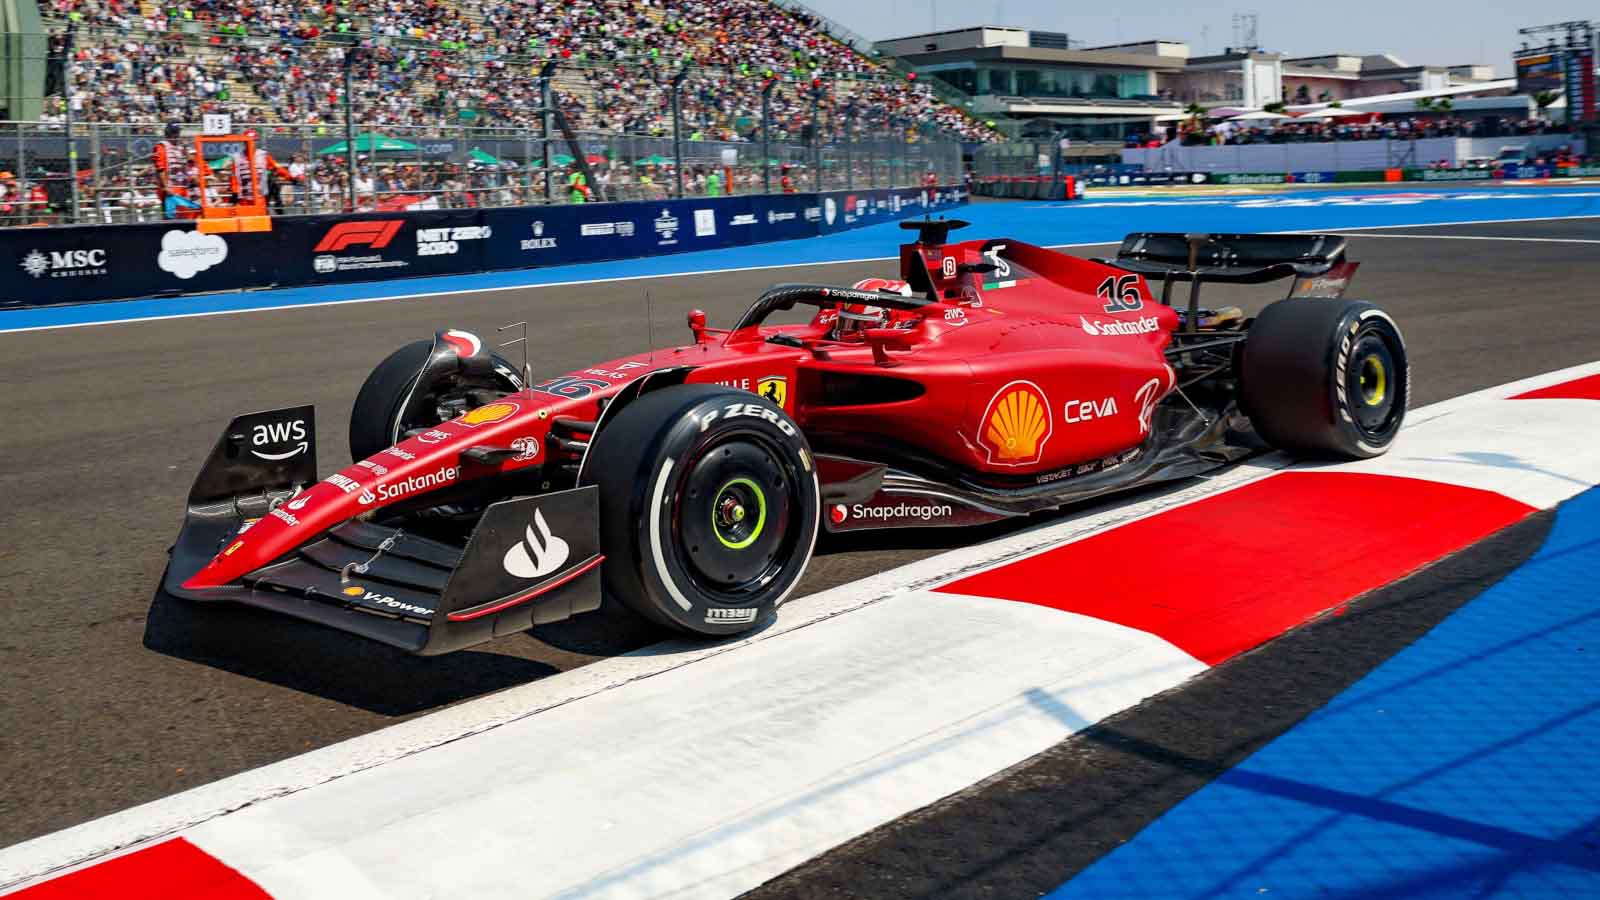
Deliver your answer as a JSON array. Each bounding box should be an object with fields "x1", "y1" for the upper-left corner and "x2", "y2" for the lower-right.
[
  {"x1": 582, "y1": 384, "x2": 820, "y2": 636},
  {"x1": 1240, "y1": 298, "x2": 1407, "y2": 459},
  {"x1": 349, "y1": 340, "x2": 521, "y2": 461}
]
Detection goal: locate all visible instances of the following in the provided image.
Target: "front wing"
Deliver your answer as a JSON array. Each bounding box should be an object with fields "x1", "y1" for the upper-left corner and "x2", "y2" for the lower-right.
[{"x1": 163, "y1": 407, "x2": 603, "y2": 655}]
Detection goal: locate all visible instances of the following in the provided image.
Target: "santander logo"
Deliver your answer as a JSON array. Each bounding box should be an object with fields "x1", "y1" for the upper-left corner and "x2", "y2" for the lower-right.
[
  {"x1": 1080, "y1": 315, "x2": 1159, "y2": 337},
  {"x1": 502, "y1": 508, "x2": 570, "y2": 579}
]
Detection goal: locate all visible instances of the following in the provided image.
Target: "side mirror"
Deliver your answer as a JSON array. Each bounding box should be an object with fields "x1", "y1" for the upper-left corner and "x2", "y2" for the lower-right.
[{"x1": 864, "y1": 326, "x2": 916, "y2": 366}]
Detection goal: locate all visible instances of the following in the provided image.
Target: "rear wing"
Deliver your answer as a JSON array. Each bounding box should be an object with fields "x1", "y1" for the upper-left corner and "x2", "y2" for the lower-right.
[
  {"x1": 1098, "y1": 232, "x2": 1358, "y2": 302},
  {"x1": 1107, "y1": 232, "x2": 1347, "y2": 283}
]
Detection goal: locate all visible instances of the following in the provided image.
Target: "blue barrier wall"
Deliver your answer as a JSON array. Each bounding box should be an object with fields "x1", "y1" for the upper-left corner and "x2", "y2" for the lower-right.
[{"x1": 0, "y1": 186, "x2": 967, "y2": 309}]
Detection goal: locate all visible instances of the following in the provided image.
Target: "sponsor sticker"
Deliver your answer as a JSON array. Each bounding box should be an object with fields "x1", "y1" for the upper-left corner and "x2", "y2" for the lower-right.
[
  {"x1": 521, "y1": 220, "x2": 558, "y2": 250},
  {"x1": 459, "y1": 401, "x2": 518, "y2": 427},
  {"x1": 416, "y1": 225, "x2": 490, "y2": 257},
  {"x1": 979, "y1": 381, "x2": 1053, "y2": 466},
  {"x1": 705, "y1": 607, "x2": 758, "y2": 625},
  {"x1": 1079, "y1": 315, "x2": 1160, "y2": 337},
  {"x1": 501, "y1": 508, "x2": 569, "y2": 578},
  {"x1": 20, "y1": 248, "x2": 108, "y2": 280},
  {"x1": 250, "y1": 418, "x2": 308, "y2": 460},
  {"x1": 654, "y1": 209, "x2": 680, "y2": 245},
  {"x1": 360, "y1": 465, "x2": 459, "y2": 505},
  {"x1": 158, "y1": 230, "x2": 227, "y2": 279},
  {"x1": 693, "y1": 209, "x2": 716, "y2": 237},
  {"x1": 510, "y1": 436, "x2": 539, "y2": 461},
  {"x1": 756, "y1": 376, "x2": 787, "y2": 408},
  {"x1": 839, "y1": 502, "x2": 953, "y2": 522},
  {"x1": 340, "y1": 584, "x2": 434, "y2": 618},
  {"x1": 1064, "y1": 397, "x2": 1118, "y2": 424}
]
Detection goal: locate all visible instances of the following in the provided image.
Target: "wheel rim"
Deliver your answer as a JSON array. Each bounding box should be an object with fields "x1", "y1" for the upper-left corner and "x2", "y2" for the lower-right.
[
  {"x1": 1344, "y1": 330, "x2": 1401, "y2": 438},
  {"x1": 674, "y1": 435, "x2": 797, "y2": 599},
  {"x1": 711, "y1": 477, "x2": 767, "y2": 550}
]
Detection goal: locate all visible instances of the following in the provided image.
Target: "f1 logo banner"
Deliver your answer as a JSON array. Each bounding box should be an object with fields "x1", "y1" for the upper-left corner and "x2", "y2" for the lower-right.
[
  {"x1": 313, "y1": 220, "x2": 404, "y2": 252},
  {"x1": 300, "y1": 211, "x2": 485, "y2": 285}
]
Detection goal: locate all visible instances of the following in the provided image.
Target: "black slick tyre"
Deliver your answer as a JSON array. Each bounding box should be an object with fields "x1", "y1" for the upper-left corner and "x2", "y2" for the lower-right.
[
  {"x1": 581, "y1": 384, "x2": 820, "y2": 636},
  {"x1": 1239, "y1": 298, "x2": 1407, "y2": 459}
]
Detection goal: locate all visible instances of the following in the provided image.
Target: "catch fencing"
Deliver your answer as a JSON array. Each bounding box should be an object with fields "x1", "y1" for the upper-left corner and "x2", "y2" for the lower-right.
[{"x1": 1, "y1": 21, "x2": 966, "y2": 227}]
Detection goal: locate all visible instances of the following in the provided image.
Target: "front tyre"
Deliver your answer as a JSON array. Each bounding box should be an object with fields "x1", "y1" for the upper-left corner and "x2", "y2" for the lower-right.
[
  {"x1": 582, "y1": 385, "x2": 820, "y2": 636},
  {"x1": 1240, "y1": 298, "x2": 1408, "y2": 459}
]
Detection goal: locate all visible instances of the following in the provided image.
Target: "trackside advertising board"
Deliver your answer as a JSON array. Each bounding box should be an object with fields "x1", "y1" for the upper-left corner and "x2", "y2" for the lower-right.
[{"x1": 0, "y1": 187, "x2": 964, "y2": 308}]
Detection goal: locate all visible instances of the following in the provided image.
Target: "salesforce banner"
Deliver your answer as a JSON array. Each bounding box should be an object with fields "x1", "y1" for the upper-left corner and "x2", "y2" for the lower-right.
[{"x1": 0, "y1": 187, "x2": 966, "y2": 308}]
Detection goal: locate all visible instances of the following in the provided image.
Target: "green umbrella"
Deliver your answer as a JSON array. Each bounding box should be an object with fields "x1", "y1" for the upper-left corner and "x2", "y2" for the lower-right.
[
  {"x1": 316, "y1": 132, "x2": 422, "y2": 155},
  {"x1": 630, "y1": 154, "x2": 671, "y2": 166},
  {"x1": 550, "y1": 153, "x2": 576, "y2": 166},
  {"x1": 468, "y1": 148, "x2": 515, "y2": 167}
]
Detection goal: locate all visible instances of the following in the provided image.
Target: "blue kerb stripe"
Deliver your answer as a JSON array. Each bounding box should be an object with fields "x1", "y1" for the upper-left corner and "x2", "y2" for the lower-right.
[{"x1": 1050, "y1": 485, "x2": 1600, "y2": 900}]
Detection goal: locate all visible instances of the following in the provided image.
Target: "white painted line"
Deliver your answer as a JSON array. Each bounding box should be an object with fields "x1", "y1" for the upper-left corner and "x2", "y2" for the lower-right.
[
  {"x1": 1333, "y1": 233, "x2": 1600, "y2": 244},
  {"x1": 1314, "y1": 213, "x2": 1600, "y2": 232},
  {"x1": 191, "y1": 593, "x2": 1204, "y2": 900}
]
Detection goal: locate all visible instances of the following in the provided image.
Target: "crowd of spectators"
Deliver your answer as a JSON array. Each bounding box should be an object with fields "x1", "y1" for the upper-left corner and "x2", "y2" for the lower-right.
[
  {"x1": 1172, "y1": 114, "x2": 1564, "y2": 147},
  {"x1": 33, "y1": 0, "x2": 998, "y2": 143}
]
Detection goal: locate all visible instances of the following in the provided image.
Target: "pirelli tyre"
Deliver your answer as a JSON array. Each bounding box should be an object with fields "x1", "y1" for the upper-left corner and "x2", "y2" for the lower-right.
[
  {"x1": 1240, "y1": 298, "x2": 1408, "y2": 459},
  {"x1": 349, "y1": 339, "x2": 522, "y2": 461},
  {"x1": 582, "y1": 384, "x2": 821, "y2": 636}
]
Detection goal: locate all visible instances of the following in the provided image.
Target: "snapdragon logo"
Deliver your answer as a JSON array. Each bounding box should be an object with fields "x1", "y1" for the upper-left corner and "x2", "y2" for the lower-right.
[
  {"x1": 847, "y1": 502, "x2": 953, "y2": 522},
  {"x1": 1079, "y1": 315, "x2": 1159, "y2": 337}
]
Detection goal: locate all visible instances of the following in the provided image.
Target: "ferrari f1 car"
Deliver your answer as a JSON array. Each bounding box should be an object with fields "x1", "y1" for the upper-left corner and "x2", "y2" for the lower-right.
[{"x1": 164, "y1": 220, "x2": 1407, "y2": 654}]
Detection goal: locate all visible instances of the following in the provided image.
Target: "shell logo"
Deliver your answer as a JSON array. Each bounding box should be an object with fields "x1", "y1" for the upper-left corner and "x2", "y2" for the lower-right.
[
  {"x1": 979, "y1": 380, "x2": 1053, "y2": 466},
  {"x1": 459, "y1": 401, "x2": 518, "y2": 427},
  {"x1": 342, "y1": 585, "x2": 365, "y2": 597}
]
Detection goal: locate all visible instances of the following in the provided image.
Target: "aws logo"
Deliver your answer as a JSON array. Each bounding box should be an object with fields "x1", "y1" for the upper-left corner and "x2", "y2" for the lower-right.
[{"x1": 979, "y1": 380, "x2": 1053, "y2": 466}]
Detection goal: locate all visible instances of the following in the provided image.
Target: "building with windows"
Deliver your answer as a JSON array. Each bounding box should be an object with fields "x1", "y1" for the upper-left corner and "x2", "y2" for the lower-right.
[
  {"x1": 877, "y1": 26, "x2": 1509, "y2": 144},
  {"x1": 1280, "y1": 54, "x2": 1500, "y2": 105},
  {"x1": 876, "y1": 27, "x2": 1184, "y2": 141}
]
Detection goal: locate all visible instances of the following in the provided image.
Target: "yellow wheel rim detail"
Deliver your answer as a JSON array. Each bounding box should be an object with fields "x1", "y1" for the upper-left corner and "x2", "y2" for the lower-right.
[{"x1": 1361, "y1": 356, "x2": 1387, "y2": 407}]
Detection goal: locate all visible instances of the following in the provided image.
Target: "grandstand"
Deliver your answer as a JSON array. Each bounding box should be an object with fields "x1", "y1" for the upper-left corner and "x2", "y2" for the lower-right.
[{"x1": 22, "y1": 0, "x2": 999, "y2": 141}]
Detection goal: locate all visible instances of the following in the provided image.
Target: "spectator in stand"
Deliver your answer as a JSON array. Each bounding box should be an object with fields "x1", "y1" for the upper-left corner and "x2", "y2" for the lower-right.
[
  {"x1": 0, "y1": 172, "x2": 16, "y2": 227},
  {"x1": 152, "y1": 122, "x2": 199, "y2": 218},
  {"x1": 566, "y1": 162, "x2": 591, "y2": 204}
]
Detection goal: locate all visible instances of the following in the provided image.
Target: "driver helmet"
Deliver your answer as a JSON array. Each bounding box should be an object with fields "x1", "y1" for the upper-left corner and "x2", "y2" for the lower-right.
[{"x1": 827, "y1": 278, "x2": 915, "y2": 340}]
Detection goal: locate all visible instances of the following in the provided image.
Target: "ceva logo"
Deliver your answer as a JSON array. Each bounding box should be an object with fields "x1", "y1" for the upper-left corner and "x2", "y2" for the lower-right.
[{"x1": 314, "y1": 220, "x2": 403, "y2": 252}]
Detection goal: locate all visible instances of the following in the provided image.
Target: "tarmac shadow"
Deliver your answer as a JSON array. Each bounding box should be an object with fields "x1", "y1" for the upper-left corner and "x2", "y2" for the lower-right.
[{"x1": 142, "y1": 587, "x2": 561, "y2": 717}]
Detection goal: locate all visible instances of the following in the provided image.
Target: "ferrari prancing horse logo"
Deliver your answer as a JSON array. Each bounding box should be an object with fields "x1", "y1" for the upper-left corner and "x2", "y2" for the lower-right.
[
  {"x1": 979, "y1": 380, "x2": 1052, "y2": 466},
  {"x1": 757, "y1": 376, "x2": 787, "y2": 408}
]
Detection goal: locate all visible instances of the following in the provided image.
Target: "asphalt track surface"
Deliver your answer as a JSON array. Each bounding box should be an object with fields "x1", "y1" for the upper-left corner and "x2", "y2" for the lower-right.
[{"x1": 2, "y1": 215, "x2": 1599, "y2": 851}]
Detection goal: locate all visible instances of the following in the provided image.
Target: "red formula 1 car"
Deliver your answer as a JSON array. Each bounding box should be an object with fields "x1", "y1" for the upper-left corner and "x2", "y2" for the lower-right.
[{"x1": 165, "y1": 220, "x2": 1407, "y2": 654}]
